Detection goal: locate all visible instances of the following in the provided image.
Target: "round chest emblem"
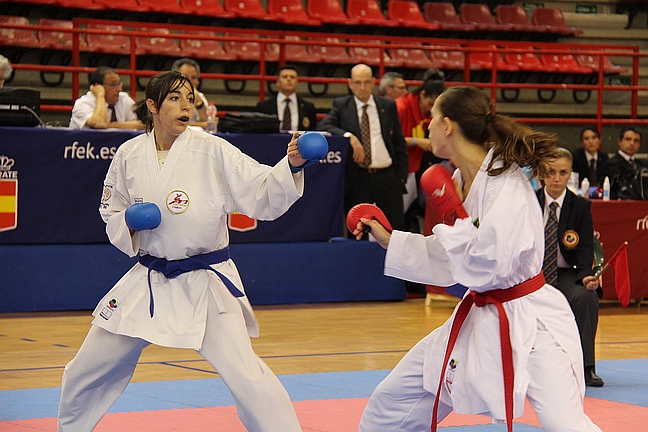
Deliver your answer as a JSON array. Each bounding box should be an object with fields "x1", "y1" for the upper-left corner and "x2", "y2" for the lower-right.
[
  {"x1": 562, "y1": 230, "x2": 579, "y2": 250},
  {"x1": 166, "y1": 190, "x2": 190, "y2": 214}
]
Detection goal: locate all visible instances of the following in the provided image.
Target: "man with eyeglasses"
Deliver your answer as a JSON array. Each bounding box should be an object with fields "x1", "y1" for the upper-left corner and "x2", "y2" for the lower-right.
[
  {"x1": 70, "y1": 66, "x2": 144, "y2": 130},
  {"x1": 378, "y1": 71, "x2": 408, "y2": 100}
]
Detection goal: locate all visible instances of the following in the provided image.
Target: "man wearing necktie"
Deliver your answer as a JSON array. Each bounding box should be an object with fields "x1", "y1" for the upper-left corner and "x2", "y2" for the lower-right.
[
  {"x1": 319, "y1": 63, "x2": 409, "y2": 233},
  {"x1": 255, "y1": 65, "x2": 317, "y2": 131},
  {"x1": 69, "y1": 66, "x2": 144, "y2": 130},
  {"x1": 536, "y1": 147, "x2": 603, "y2": 387},
  {"x1": 570, "y1": 127, "x2": 609, "y2": 187},
  {"x1": 600, "y1": 126, "x2": 647, "y2": 199}
]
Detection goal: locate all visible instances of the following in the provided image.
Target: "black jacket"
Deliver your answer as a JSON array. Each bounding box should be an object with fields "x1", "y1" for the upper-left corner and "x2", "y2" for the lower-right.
[
  {"x1": 255, "y1": 94, "x2": 317, "y2": 131},
  {"x1": 570, "y1": 147, "x2": 609, "y2": 187}
]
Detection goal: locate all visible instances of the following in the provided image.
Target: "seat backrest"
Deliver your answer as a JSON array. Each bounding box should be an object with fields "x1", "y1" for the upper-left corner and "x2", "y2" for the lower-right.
[
  {"x1": 460, "y1": 3, "x2": 496, "y2": 25},
  {"x1": 532, "y1": 7, "x2": 567, "y2": 27},
  {"x1": 424, "y1": 2, "x2": 461, "y2": 24},
  {"x1": 38, "y1": 18, "x2": 74, "y2": 48},
  {"x1": 86, "y1": 24, "x2": 130, "y2": 53},
  {"x1": 496, "y1": 5, "x2": 531, "y2": 26},
  {"x1": 307, "y1": 0, "x2": 347, "y2": 18},
  {"x1": 503, "y1": 46, "x2": 541, "y2": 65},
  {"x1": 0, "y1": 15, "x2": 38, "y2": 46},
  {"x1": 307, "y1": 37, "x2": 351, "y2": 61},
  {"x1": 224, "y1": 0, "x2": 268, "y2": 16},
  {"x1": 429, "y1": 45, "x2": 465, "y2": 69},
  {"x1": 224, "y1": 33, "x2": 261, "y2": 59},
  {"x1": 347, "y1": 0, "x2": 386, "y2": 21},
  {"x1": 268, "y1": 0, "x2": 307, "y2": 16},
  {"x1": 388, "y1": 0, "x2": 426, "y2": 23}
]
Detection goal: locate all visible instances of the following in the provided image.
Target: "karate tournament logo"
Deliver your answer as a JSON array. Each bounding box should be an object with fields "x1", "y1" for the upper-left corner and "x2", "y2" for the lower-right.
[
  {"x1": 0, "y1": 155, "x2": 18, "y2": 232},
  {"x1": 166, "y1": 190, "x2": 190, "y2": 214}
]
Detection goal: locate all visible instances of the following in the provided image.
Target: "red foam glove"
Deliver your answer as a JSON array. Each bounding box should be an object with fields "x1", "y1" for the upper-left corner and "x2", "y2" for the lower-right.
[
  {"x1": 420, "y1": 164, "x2": 468, "y2": 226},
  {"x1": 346, "y1": 203, "x2": 393, "y2": 234}
]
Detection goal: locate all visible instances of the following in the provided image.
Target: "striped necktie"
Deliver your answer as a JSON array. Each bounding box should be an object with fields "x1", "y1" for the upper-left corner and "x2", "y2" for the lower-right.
[
  {"x1": 543, "y1": 201, "x2": 559, "y2": 286},
  {"x1": 281, "y1": 99, "x2": 291, "y2": 131},
  {"x1": 360, "y1": 104, "x2": 371, "y2": 168},
  {"x1": 109, "y1": 105, "x2": 117, "y2": 123}
]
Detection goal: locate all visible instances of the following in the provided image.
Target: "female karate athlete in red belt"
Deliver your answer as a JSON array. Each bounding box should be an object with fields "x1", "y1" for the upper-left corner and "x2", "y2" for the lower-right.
[{"x1": 352, "y1": 86, "x2": 601, "y2": 432}]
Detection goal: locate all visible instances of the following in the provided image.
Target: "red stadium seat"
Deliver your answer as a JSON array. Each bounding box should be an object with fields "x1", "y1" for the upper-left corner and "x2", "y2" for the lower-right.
[
  {"x1": 223, "y1": 33, "x2": 261, "y2": 61},
  {"x1": 502, "y1": 46, "x2": 556, "y2": 72},
  {"x1": 37, "y1": 18, "x2": 85, "y2": 50},
  {"x1": 136, "y1": 28, "x2": 181, "y2": 56},
  {"x1": 467, "y1": 44, "x2": 519, "y2": 72},
  {"x1": 267, "y1": 0, "x2": 321, "y2": 26},
  {"x1": 307, "y1": 37, "x2": 354, "y2": 64},
  {"x1": 179, "y1": 0, "x2": 235, "y2": 17},
  {"x1": 387, "y1": 1, "x2": 440, "y2": 30},
  {"x1": 306, "y1": 0, "x2": 359, "y2": 25},
  {"x1": 93, "y1": 0, "x2": 148, "y2": 12},
  {"x1": 266, "y1": 35, "x2": 319, "y2": 63},
  {"x1": 495, "y1": 5, "x2": 542, "y2": 33},
  {"x1": 429, "y1": 44, "x2": 466, "y2": 70},
  {"x1": 346, "y1": 0, "x2": 399, "y2": 27},
  {"x1": 137, "y1": 0, "x2": 184, "y2": 13},
  {"x1": 460, "y1": 4, "x2": 512, "y2": 32},
  {"x1": 179, "y1": 31, "x2": 237, "y2": 61},
  {"x1": 224, "y1": 0, "x2": 275, "y2": 20},
  {"x1": 54, "y1": 0, "x2": 104, "y2": 10},
  {"x1": 539, "y1": 51, "x2": 593, "y2": 74},
  {"x1": 0, "y1": 16, "x2": 40, "y2": 48},
  {"x1": 575, "y1": 53, "x2": 629, "y2": 74},
  {"x1": 85, "y1": 24, "x2": 131, "y2": 54},
  {"x1": 532, "y1": 8, "x2": 582, "y2": 35},
  {"x1": 388, "y1": 43, "x2": 443, "y2": 69},
  {"x1": 348, "y1": 40, "x2": 401, "y2": 67},
  {"x1": 423, "y1": 2, "x2": 475, "y2": 32}
]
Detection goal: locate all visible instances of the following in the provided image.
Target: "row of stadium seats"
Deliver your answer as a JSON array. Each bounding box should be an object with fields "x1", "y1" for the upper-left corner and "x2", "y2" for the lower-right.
[
  {"x1": 4, "y1": 0, "x2": 581, "y2": 38},
  {"x1": 0, "y1": 15, "x2": 625, "y2": 76}
]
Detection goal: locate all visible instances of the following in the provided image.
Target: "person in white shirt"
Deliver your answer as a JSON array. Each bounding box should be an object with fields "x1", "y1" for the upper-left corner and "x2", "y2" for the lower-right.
[
  {"x1": 353, "y1": 86, "x2": 601, "y2": 432},
  {"x1": 69, "y1": 66, "x2": 144, "y2": 130}
]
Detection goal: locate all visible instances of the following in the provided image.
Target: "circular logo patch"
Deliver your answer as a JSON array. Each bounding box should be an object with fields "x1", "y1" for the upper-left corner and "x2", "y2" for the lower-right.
[
  {"x1": 562, "y1": 230, "x2": 579, "y2": 249},
  {"x1": 166, "y1": 190, "x2": 190, "y2": 214}
]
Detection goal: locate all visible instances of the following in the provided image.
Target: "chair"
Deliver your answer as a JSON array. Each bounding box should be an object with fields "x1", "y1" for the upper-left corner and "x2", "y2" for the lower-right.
[
  {"x1": 85, "y1": 24, "x2": 131, "y2": 54},
  {"x1": 346, "y1": 0, "x2": 399, "y2": 27},
  {"x1": 37, "y1": 18, "x2": 85, "y2": 50},
  {"x1": 495, "y1": 5, "x2": 543, "y2": 33},
  {"x1": 0, "y1": 16, "x2": 40, "y2": 48},
  {"x1": 137, "y1": 0, "x2": 184, "y2": 13},
  {"x1": 429, "y1": 44, "x2": 465, "y2": 70},
  {"x1": 53, "y1": 0, "x2": 104, "y2": 10},
  {"x1": 467, "y1": 44, "x2": 519, "y2": 72},
  {"x1": 136, "y1": 28, "x2": 180, "y2": 56},
  {"x1": 267, "y1": 0, "x2": 321, "y2": 26},
  {"x1": 178, "y1": 0, "x2": 236, "y2": 18},
  {"x1": 532, "y1": 8, "x2": 582, "y2": 35},
  {"x1": 348, "y1": 40, "x2": 401, "y2": 67},
  {"x1": 502, "y1": 46, "x2": 556, "y2": 72},
  {"x1": 223, "y1": 0, "x2": 275, "y2": 20},
  {"x1": 423, "y1": 2, "x2": 475, "y2": 32},
  {"x1": 459, "y1": 3, "x2": 512, "y2": 32},
  {"x1": 387, "y1": 0, "x2": 440, "y2": 30},
  {"x1": 388, "y1": 43, "x2": 442, "y2": 69},
  {"x1": 306, "y1": 0, "x2": 359, "y2": 25},
  {"x1": 539, "y1": 51, "x2": 593, "y2": 74},
  {"x1": 179, "y1": 31, "x2": 237, "y2": 61},
  {"x1": 575, "y1": 53, "x2": 629, "y2": 74},
  {"x1": 223, "y1": 33, "x2": 261, "y2": 61},
  {"x1": 93, "y1": 0, "x2": 148, "y2": 12},
  {"x1": 307, "y1": 37, "x2": 354, "y2": 64},
  {"x1": 266, "y1": 35, "x2": 319, "y2": 63}
]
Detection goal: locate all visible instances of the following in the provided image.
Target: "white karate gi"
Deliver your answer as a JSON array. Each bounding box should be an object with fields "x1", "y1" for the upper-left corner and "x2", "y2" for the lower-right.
[
  {"x1": 58, "y1": 128, "x2": 304, "y2": 431},
  {"x1": 69, "y1": 91, "x2": 138, "y2": 129},
  {"x1": 359, "y1": 149, "x2": 601, "y2": 432}
]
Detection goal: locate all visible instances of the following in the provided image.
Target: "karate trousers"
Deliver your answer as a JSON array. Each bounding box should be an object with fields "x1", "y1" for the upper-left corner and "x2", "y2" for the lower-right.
[
  {"x1": 359, "y1": 321, "x2": 601, "y2": 432},
  {"x1": 58, "y1": 287, "x2": 302, "y2": 432}
]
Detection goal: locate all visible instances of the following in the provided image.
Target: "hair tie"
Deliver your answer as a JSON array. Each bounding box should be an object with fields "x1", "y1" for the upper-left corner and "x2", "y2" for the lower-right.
[{"x1": 485, "y1": 113, "x2": 493, "y2": 125}]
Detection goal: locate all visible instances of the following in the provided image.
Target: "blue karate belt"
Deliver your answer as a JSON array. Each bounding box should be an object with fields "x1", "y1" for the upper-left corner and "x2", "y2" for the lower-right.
[{"x1": 138, "y1": 247, "x2": 243, "y2": 318}]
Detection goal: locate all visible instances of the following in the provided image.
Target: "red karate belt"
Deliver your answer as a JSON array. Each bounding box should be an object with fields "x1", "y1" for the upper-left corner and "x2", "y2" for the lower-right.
[{"x1": 431, "y1": 273, "x2": 546, "y2": 432}]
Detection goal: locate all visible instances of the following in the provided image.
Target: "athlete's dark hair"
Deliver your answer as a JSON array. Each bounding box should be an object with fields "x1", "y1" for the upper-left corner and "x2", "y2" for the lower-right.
[{"x1": 133, "y1": 71, "x2": 194, "y2": 133}]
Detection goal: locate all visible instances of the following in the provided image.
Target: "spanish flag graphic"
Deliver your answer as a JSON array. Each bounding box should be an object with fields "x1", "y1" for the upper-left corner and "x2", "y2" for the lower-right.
[{"x1": 0, "y1": 179, "x2": 17, "y2": 232}]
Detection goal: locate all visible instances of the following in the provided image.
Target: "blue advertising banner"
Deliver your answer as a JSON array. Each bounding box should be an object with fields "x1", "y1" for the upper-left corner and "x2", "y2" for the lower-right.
[{"x1": 0, "y1": 127, "x2": 346, "y2": 244}]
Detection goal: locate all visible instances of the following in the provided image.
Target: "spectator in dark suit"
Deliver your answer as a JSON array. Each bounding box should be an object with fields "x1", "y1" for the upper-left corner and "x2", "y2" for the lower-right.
[
  {"x1": 255, "y1": 65, "x2": 316, "y2": 131},
  {"x1": 536, "y1": 147, "x2": 603, "y2": 387},
  {"x1": 600, "y1": 126, "x2": 647, "y2": 199},
  {"x1": 319, "y1": 63, "x2": 408, "y2": 232},
  {"x1": 570, "y1": 127, "x2": 609, "y2": 187}
]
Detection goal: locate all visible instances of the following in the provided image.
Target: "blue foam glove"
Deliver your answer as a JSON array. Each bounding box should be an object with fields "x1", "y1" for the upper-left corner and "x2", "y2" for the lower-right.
[
  {"x1": 125, "y1": 202, "x2": 161, "y2": 231},
  {"x1": 297, "y1": 132, "x2": 329, "y2": 168}
]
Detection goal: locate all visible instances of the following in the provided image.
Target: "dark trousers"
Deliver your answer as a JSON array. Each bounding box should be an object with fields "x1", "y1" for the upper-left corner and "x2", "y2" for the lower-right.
[
  {"x1": 556, "y1": 268, "x2": 600, "y2": 367},
  {"x1": 345, "y1": 167, "x2": 405, "y2": 232}
]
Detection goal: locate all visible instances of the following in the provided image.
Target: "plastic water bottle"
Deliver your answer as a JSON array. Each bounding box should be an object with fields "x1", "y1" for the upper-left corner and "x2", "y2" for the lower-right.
[
  {"x1": 206, "y1": 102, "x2": 218, "y2": 134},
  {"x1": 580, "y1": 177, "x2": 590, "y2": 199},
  {"x1": 603, "y1": 176, "x2": 610, "y2": 201}
]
